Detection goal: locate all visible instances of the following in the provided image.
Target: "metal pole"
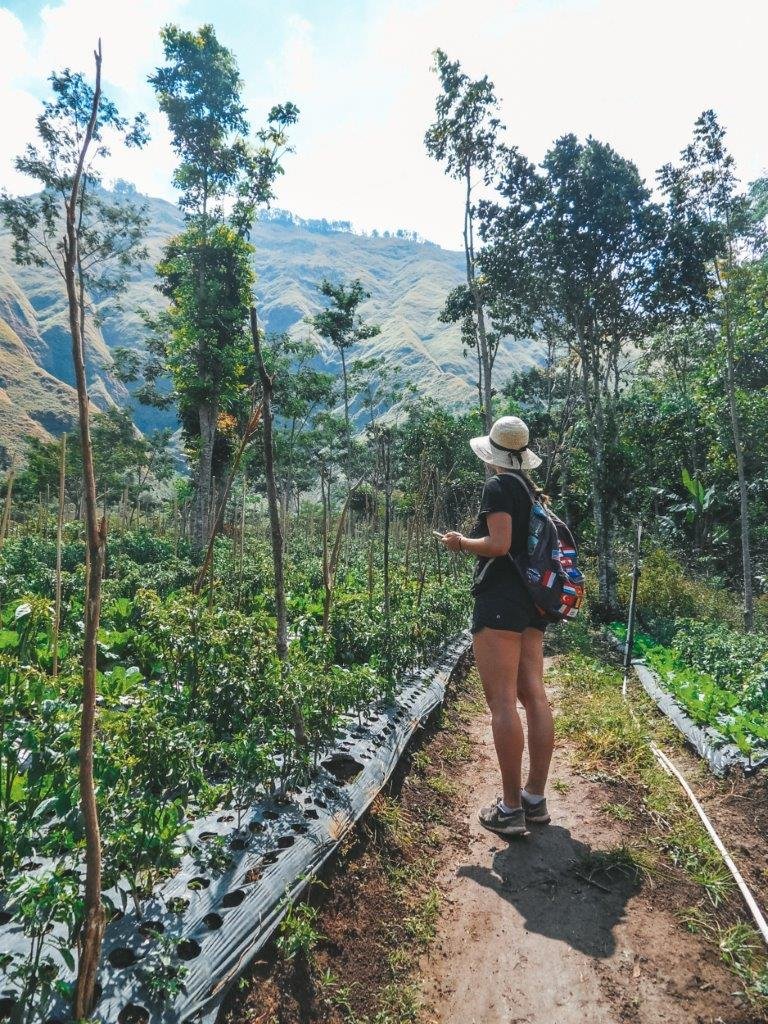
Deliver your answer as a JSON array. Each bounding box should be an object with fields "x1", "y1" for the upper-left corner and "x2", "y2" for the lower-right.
[{"x1": 623, "y1": 519, "x2": 643, "y2": 695}]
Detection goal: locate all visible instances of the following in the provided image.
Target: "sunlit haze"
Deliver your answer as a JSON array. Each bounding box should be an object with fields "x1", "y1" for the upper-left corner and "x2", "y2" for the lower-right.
[{"x1": 1, "y1": 0, "x2": 766, "y2": 249}]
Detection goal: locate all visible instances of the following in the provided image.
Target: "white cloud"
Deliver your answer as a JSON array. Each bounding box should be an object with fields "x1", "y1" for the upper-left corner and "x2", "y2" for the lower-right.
[
  {"x1": 0, "y1": 0, "x2": 187, "y2": 200},
  {"x1": 271, "y1": 0, "x2": 768, "y2": 248},
  {"x1": 0, "y1": 7, "x2": 32, "y2": 85},
  {"x1": 0, "y1": 8, "x2": 40, "y2": 193},
  {"x1": 36, "y1": 0, "x2": 186, "y2": 91},
  {"x1": 1, "y1": 0, "x2": 766, "y2": 248},
  {"x1": 270, "y1": 13, "x2": 315, "y2": 98}
]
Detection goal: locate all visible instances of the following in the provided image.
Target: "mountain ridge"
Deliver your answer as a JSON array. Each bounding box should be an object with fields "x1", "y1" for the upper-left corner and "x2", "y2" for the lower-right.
[{"x1": 0, "y1": 188, "x2": 541, "y2": 464}]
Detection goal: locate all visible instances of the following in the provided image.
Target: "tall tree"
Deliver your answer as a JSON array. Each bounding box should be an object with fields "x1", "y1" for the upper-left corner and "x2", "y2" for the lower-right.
[
  {"x1": 149, "y1": 24, "x2": 250, "y2": 549},
  {"x1": 149, "y1": 26, "x2": 299, "y2": 551},
  {"x1": 425, "y1": 49, "x2": 502, "y2": 429},
  {"x1": 350, "y1": 355, "x2": 411, "y2": 430},
  {"x1": 309, "y1": 278, "x2": 380, "y2": 476},
  {"x1": 149, "y1": 24, "x2": 247, "y2": 223},
  {"x1": 229, "y1": 102, "x2": 300, "y2": 663},
  {"x1": 658, "y1": 111, "x2": 766, "y2": 628},
  {"x1": 1, "y1": 44, "x2": 148, "y2": 1017},
  {"x1": 263, "y1": 334, "x2": 335, "y2": 521},
  {"x1": 482, "y1": 135, "x2": 675, "y2": 614},
  {"x1": 151, "y1": 221, "x2": 255, "y2": 549}
]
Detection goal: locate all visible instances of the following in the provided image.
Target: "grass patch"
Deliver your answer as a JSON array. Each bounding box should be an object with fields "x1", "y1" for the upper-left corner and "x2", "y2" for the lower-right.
[
  {"x1": 403, "y1": 887, "x2": 441, "y2": 945},
  {"x1": 369, "y1": 795, "x2": 417, "y2": 849},
  {"x1": 602, "y1": 801, "x2": 635, "y2": 823},
  {"x1": 425, "y1": 774, "x2": 459, "y2": 798},
  {"x1": 576, "y1": 843, "x2": 655, "y2": 884}
]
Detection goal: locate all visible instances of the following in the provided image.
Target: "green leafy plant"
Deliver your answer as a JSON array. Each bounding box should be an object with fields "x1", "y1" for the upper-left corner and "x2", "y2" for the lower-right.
[
  {"x1": 610, "y1": 621, "x2": 768, "y2": 759},
  {"x1": 137, "y1": 933, "x2": 189, "y2": 1002},
  {"x1": 2, "y1": 866, "x2": 81, "y2": 1024},
  {"x1": 276, "y1": 900, "x2": 322, "y2": 961}
]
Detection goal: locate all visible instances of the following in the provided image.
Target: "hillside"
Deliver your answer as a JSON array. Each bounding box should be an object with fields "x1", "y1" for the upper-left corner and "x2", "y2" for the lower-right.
[{"x1": 0, "y1": 190, "x2": 541, "y2": 462}]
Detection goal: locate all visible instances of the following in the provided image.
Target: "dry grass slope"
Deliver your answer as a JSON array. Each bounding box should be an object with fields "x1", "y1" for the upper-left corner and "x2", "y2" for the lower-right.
[{"x1": 0, "y1": 191, "x2": 542, "y2": 461}]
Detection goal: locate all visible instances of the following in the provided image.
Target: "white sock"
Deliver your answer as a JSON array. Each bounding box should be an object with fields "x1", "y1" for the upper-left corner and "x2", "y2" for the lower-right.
[
  {"x1": 499, "y1": 799, "x2": 522, "y2": 814},
  {"x1": 522, "y1": 788, "x2": 545, "y2": 805}
]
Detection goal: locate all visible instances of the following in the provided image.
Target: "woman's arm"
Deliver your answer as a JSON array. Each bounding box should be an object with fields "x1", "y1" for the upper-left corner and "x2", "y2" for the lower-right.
[{"x1": 441, "y1": 511, "x2": 512, "y2": 559}]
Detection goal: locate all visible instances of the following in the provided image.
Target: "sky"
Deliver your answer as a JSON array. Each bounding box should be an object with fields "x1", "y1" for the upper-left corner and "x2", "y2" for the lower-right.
[{"x1": 0, "y1": 0, "x2": 766, "y2": 251}]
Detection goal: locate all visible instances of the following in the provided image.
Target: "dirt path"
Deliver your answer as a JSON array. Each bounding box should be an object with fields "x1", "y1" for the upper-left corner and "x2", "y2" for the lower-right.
[{"x1": 419, "y1": 662, "x2": 755, "y2": 1024}]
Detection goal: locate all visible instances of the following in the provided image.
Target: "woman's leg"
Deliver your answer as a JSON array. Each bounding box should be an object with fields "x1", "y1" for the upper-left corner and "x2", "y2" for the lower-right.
[
  {"x1": 516, "y1": 627, "x2": 554, "y2": 795},
  {"x1": 472, "y1": 627, "x2": 524, "y2": 808}
]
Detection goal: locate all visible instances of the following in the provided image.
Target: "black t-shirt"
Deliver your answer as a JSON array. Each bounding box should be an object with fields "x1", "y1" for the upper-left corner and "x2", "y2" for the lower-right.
[{"x1": 470, "y1": 472, "x2": 532, "y2": 596}]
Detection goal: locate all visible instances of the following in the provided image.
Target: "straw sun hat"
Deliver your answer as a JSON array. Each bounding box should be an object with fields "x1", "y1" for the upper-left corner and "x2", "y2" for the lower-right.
[{"x1": 469, "y1": 416, "x2": 542, "y2": 471}]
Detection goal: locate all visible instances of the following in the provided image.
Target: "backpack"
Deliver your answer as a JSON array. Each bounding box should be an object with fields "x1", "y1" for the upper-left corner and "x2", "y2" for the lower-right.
[{"x1": 475, "y1": 473, "x2": 586, "y2": 624}]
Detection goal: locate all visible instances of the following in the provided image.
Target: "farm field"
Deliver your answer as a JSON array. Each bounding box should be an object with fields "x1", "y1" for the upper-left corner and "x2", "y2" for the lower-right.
[
  {"x1": 2, "y1": 2, "x2": 768, "y2": 1022},
  {"x1": 0, "y1": 513, "x2": 471, "y2": 1020}
]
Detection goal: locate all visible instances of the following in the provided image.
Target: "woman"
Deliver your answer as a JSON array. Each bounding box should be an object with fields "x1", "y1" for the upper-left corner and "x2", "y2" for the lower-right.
[{"x1": 441, "y1": 415, "x2": 554, "y2": 838}]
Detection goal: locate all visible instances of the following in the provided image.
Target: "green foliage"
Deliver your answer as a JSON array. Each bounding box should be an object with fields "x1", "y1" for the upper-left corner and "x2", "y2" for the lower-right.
[
  {"x1": 0, "y1": 515, "x2": 470, "y2": 956},
  {"x1": 618, "y1": 549, "x2": 744, "y2": 643},
  {"x1": 424, "y1": 48, "x2": 501, "y2": 183},
  {"x1": 309, "y1": 278, "x2": 381, "y2": 465},
  {"x1": 672, "y1": 620, "x2": 768, "y2": 702},
  {"x1": 149, "y1": 24, "x2": 248, "y2": 218},
  {"x1": 145, "y1": 21, "x2": 301, "y2": 547},
  {"x1": 137, "y1": 933, "x2": 189, "y2": 1003},
  {"x1": 276, "y1": 900, "x2": 321, "y2": 961},
  {"x1": 154, "y1": 222, "x2": 255, "y2": 425},
  {"x1": 13, "y1": 410, "x2": 175, "y2": 514},
  {"x1": 1, "y1": 866, "x2": 81, "y2": 1022},
  {"x1": 0, "y1": 63, "x2": 148, "y2": 296},
  {"x1": 610, "y1": 621, "x2": 768, "y2": 757}
]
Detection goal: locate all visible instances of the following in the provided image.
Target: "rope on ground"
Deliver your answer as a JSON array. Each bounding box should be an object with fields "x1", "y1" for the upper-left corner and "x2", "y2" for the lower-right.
[
  {"x1": 622, "y1": 659, "x2": 768, "y2": 947},
  {"x1": 651, "y1": 739, "x2": 768, "y2": 945}
]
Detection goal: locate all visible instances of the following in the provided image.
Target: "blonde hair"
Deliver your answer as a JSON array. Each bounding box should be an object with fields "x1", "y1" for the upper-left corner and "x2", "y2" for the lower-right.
[{"x1": 493, "y1": 465, "x2": 549, "y2": 504}]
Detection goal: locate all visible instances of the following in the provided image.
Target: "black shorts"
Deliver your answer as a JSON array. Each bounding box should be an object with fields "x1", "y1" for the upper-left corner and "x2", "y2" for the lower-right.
[{"x1": 471, "y1": 585, "x2": 548, "y2": 635}]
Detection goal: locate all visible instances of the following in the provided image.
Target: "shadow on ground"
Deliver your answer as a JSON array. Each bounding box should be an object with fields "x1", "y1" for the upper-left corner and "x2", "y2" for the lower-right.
[{"x1": 458, "y1": 825, "x2": 641, "y2": 958}]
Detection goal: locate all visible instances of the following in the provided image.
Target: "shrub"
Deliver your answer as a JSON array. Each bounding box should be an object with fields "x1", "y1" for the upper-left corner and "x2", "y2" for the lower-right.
[
  {"x1": 619, "y1": 549, "x2": 743, "y2": 643},
  {"x1": 672, "y1": 620, "x2": 768, "y2": 710}
]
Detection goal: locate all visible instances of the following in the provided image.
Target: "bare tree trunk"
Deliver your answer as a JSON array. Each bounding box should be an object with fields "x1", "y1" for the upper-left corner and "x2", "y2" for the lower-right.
[
  {"x1": 194, "y1": 401, "x2": 218, "y2": 553},
  {"x1": 251, "y1": 307, "x2": 288, "y2": 658},
  {"x1": 193, "y1": 406, "x2": 261, "y2": 595},
  {"x1": 237, "y1": 475, "x2": 246, "y2": 608},
  {"x1": 52, "y1": 435, "x2": 66, "y2": 680},
  {"x1": 725, "y1": 324, "x2": 754, "y2": 629},
  {"x1": 367, "y1": 534, "x2": 375, "y2": 614},
  {"x1": 340, "y1": 345, "x2": 351, "y2": 479},
  {"x1": 0, "y1": 457, "x2": 16, "y2": 548},
  {"x1": 463, "y1": 171, "x2": 493, "y2": 430},
  {"x1": 404, "y1": 516, "x2": 413, "y2": 581},
  {"x1": 65, "y1": 43, "x2": 106, "y2": 1020},
  {"x1": 322, "y1": 487, "x2": 354, "y2": 632},
  {"x1": 576, "y1": 338, "x2": 618, "y2": 617},
  {"x1": 381, "y1": 432, "x2": 392, "y2": 681},
  {"x1": 172, "y1": 493, "x2": 179, "y2": 556},
  {"x1": 251, "y1": 309, "x2": 308, "y2": 750},
  {"x1": 591, "y1": 471, "x2": 617, "y2": 615}
]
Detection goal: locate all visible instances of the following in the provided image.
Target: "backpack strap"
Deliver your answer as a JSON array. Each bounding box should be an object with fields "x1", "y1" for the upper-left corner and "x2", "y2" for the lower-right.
[{"x1": 499, "y1": 470, "x2": 537, "y2": 507}]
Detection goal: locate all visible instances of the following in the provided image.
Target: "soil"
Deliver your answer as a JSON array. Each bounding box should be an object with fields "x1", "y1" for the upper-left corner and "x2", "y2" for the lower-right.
[
  {"x1": 224, "y1": 654, "x2": 767, "y2": 1024},
  {"x1": 669, "y1": 747, "x2": 768, "y2": 916}
]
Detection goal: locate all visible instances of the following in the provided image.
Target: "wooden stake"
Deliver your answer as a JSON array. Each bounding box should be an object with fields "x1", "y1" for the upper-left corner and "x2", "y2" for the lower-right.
[{"x1": 0, "y1": 457, "x2": 16, "y2": 548}]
